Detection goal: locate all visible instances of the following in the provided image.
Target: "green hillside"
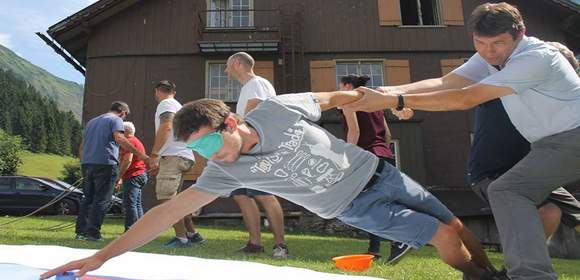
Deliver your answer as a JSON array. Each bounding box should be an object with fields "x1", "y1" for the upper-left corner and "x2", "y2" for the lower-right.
[
  {"x1": 18, "y1": 151, "x2": 77, "y2": 179},
  {"x1": 0, "y1": 44, "x2": 83, "y2": 119}
]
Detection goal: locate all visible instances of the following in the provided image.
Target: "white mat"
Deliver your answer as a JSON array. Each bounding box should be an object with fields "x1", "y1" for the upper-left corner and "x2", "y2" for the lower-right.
[{"x1": 0, "y1": 245, "x2": 382, "y2": 280}]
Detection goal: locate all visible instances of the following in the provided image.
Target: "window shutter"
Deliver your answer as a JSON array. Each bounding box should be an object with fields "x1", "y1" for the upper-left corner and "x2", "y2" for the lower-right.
[
  {"x1": 254, "y1": 61, "x2": 274, "y2": 84},
  {"x1": 440, "y1": 59, "x2": 465, "y2": 75},
  {"x1": 384, "y1": 59, "x2": 411, "y2": 85},
  {"x1": 309, "y1": 60, "x2": 336, "y2": 92},
  {"x1": 183, "y1": 152, "x2": 206, "y2": 181},
  {"x1": 442, "y1": 0, "x2": 465, "y2": 26},
  {"x1": 377, "y1": 0, "x2": 402, "y2": 26}
]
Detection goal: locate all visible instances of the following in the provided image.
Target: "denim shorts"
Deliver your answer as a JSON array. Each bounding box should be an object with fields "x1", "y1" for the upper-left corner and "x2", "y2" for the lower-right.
[{"x1": 337, "y1": 161, "x2": 455, "y2": 249}]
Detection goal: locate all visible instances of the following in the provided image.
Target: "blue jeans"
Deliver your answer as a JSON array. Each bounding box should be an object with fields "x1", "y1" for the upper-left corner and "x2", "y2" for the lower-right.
[
  {"x1": 75, "y1": 164, "x2": 118, "y2": 239},
  {"x1": 123, "y1": 173, "x2": 148, "y2": 230}
]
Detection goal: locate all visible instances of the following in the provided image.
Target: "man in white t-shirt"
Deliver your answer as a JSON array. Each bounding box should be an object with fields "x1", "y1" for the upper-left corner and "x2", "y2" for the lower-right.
[
  {"x1": 149, "y1": 80, "x2": 204, "y2": 248},
  {"x1": 225, "y1": 52, "x2": 288, "y2": 258}
]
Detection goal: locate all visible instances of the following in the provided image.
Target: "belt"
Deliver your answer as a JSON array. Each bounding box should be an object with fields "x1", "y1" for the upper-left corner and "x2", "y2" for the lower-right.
[{"x1": 361, "y1": 160, "x2": 385, "y2": 193}]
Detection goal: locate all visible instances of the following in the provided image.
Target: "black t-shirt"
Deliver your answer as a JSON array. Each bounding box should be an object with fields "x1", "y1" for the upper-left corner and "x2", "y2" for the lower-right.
[{"x1": 468, "y1": 98, "x2": 530, "y2": 183}]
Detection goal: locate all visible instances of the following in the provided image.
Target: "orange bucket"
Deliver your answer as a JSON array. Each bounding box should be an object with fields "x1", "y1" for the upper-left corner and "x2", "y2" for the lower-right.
[{"x1": 332, "y1": 254, "x2": 374, "y2": 272}]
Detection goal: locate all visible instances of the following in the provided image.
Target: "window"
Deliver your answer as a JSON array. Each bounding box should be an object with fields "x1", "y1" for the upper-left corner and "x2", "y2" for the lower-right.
[
  {"x1": 335, "y1": 61, "x2": 384, "y2": 89},
  {"x1": 400, "y1": 0, "x2": 442, "y2": 26},
  {"x1": 0, "y1": 178, "x2": 11, "y2": 191},
  {"x1": 15, "y1": 179, "x2": 43, "y2": 191},
  {"x1": 390, "y1": 139, "x2": 401, "y2": 169},
  {"x1": 207, "y1": 62, "x2": 242, "y2": 102},
  {"x1": 208, "y1": 0, "x2": 253, "y2": 28}
]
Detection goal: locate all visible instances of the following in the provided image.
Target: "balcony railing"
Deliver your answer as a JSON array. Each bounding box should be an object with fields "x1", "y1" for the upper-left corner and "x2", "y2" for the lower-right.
[{"x1": 198, "y1": 9, "x2": 280, "y2": 31}]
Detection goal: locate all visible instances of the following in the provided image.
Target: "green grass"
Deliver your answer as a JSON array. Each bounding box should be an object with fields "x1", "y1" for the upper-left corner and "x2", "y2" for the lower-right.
[
  {"x1": 1, "y1": 216, "x2": 579, "y2": 279},
  {"x1": 17, "y1": 151, "x2": 77, "y2": 179}
]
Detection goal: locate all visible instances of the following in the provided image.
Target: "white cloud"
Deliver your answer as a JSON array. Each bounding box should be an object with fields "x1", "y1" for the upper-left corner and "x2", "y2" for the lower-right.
[{"x1": 0, "y1": 33, "x2": 14, "y2": 49}]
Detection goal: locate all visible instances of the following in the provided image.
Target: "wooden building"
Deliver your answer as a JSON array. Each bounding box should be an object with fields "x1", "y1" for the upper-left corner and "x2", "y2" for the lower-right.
[{"x1": 44, "y1": 0, "x2": 579, "y2": 224}]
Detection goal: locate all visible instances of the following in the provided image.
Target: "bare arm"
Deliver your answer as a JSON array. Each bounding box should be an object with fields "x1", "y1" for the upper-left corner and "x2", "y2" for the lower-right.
[
  {"x1": 40, "y1": 188, "x2": 217, "y2": 279},
  {"x1": 148, "y1": 112, "x2": 174, "y2": 173},
  {"x1": 403, "y1": 83, "x2": 512, "y2": 111},
  {"x1": 313, "y1": 90, "x2": 363, "y2": 111},
  {"x1": 78, "y1": 140, "x2": 84, "y2": 162},
  {"x1": 383, "y1": 118, "x2": 392, "y2": 145},
  {"x1": 342, "y1": 108, "x2": 360, "y2": 144},
  {"x1": 379, "y1": 73, "x2": 475, "y2": 94},
  {"x1": 346, "y1": 84, "x2": 512, "y2": 112},
  {"x1": 244, "y1": 99, "x2": 263, "y2": 115},
  {"x1": 113, "y1": 132, "x2": 148, "y2": 161},
  {"x1": 117, "y1": 152, "x2": 132, "y2": 182},
  {"x1": 151, "y1": 112, "x2": 174, "y2": 157}
]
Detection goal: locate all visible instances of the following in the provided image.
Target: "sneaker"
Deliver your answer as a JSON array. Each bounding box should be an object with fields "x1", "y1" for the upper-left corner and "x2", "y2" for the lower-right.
[
  {"x1": 163, "y1": 237, "x2": 192, "y2": 248},
  {"x1": 386, "y1": 242, "x2": 411, "y2": 265},
  {"x1": 188, "y1": 232, "x2": 205, "y2": 245},
  {"x1": 74, "y1": 234, "x2": 86, "y2": 240},
  {"x1": 237, "y1": 241, "x2": 264, "y2": 253},
  {"x1": 272, "y1": 243, "x2": 289, "y2": 259}
]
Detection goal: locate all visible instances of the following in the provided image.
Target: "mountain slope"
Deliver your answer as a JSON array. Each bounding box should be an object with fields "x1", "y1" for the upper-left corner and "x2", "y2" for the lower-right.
[{"x1": 0, "y1": 44, "x2": 83, "y2": 119}]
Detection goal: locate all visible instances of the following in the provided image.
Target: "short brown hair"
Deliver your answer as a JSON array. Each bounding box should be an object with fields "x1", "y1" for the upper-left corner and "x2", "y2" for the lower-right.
[
  {"x1": 110, "y1": 101, "x2": 130, "y2": 114},
  {"x1": 173, "y1": 99, "x2": 231, "y2": 141},
  {"x1": 469, "y1": 2, "x2": 525, "y2": 39},
  {"x1": 154, "y1": 80, "x2": 176, "y2": 93}
]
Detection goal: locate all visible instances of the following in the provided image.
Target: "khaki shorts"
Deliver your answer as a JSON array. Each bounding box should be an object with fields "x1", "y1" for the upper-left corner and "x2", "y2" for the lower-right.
[{"x1": 155, "y1": 156, "x2": 194, "y2": 200}]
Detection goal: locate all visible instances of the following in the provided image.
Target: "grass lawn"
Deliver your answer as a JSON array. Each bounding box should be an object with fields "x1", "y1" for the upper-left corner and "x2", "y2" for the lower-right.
[
  {"x1": 17, "y1": 151, "x2": 77, "y2": 179},
  {"x1": 1, "y1": 216, "x2": 579, "y2": 279}
]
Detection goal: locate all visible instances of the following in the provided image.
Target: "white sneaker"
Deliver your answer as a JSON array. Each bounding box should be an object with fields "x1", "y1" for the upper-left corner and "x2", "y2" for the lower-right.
[{"x1": 272, "y1": 243, "x2": 289, "y2": 259}]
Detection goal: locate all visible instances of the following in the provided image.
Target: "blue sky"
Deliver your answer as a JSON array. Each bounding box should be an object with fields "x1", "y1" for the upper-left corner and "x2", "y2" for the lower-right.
[{"x1": 0, "y1": 0, "x2": 98, "y2": 84}]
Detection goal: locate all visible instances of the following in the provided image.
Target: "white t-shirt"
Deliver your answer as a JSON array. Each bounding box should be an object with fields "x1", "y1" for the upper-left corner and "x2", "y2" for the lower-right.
[
  {"x1": 155, "y1": 98, "x2": 195, "y2": 161},
  {"x1": 236, "y1": 76, "x2": 276, "y2": 117}
]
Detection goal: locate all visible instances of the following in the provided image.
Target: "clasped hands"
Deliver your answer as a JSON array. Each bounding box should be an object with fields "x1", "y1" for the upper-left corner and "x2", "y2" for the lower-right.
[{"x1": 342, "y1": 86, "x2": 414, "y2": 120}]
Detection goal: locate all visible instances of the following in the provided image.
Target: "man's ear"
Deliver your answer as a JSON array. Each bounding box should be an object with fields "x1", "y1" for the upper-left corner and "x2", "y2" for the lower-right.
[
  {"x1": 223, "y1": 115, "x2": 238, "y2": 132},
  {"x1": 516, "y1": 28, "x2": 525, "y2": 40}
]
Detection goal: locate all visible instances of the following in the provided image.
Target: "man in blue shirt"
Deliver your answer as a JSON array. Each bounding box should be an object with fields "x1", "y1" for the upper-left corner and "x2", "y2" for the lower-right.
[
  {"x1": 347, "y1": 3, "x2": 580, "y2": 279},
  {"x1": 75, "y1": 101, "x2": 149, "y2": 241}
]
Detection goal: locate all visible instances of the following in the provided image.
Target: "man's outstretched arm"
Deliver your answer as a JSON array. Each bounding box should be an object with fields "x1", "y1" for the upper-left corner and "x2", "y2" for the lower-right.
[
  {"x1": 313, "y1": 90, "x2": 363, "y2": 112},
  {"x1": 343, "y1": 83, "x2": 513, "y2": 113},
  {"x1": 40, "y1": 188, "x2": 217, "y2": 279}
]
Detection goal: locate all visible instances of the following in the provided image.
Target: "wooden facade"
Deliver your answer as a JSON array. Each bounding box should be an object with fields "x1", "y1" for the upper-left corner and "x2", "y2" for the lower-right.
[{"x1": 47, "y1": 0, "x2": 579, "y2": 217}]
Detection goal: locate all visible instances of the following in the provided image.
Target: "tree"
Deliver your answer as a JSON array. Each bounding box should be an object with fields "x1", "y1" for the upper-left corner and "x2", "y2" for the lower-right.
[
  {"x1": 59, "y1": 160, "x2": 82, "y2": 185},
  {"x1": 0, "y1": 69, "x2": 82, "y2": 155},
  {"x1": 0, "y1": 129, "x2": 24, "y2": 175}
]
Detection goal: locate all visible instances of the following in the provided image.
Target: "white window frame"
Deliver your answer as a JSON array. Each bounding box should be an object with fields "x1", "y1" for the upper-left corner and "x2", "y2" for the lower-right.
[
  {"x1": 207, "y1": 0, "x2": 254, "y2": 28},
  {"x1": 335, "y1": 60, "x2": 385, "y2": 89},
  {"x1": 205, "y1": 60, "x2": 243, "y2": 102}
]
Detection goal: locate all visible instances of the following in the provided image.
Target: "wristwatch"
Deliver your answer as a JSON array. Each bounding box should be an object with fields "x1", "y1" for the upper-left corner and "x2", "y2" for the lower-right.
[{"x1": 396, "y1": 94, "x2": 405, "y2": 111}]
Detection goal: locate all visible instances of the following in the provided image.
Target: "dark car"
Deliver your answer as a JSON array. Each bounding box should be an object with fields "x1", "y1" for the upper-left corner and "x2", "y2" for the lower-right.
[{"x1": 0, "y1": 176, "x2": 123, "y2": 215}]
